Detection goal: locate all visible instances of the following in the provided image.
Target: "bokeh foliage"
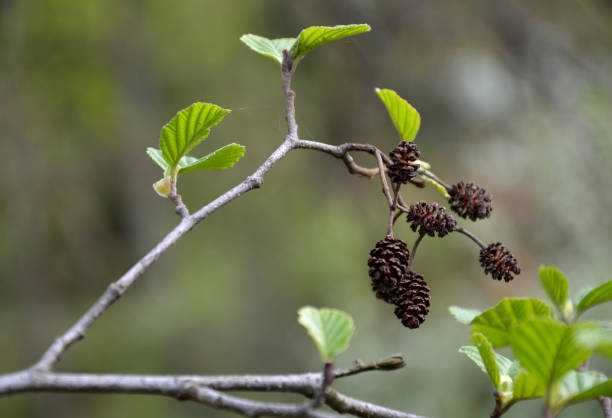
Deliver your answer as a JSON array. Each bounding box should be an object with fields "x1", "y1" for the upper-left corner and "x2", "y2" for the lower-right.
[{"x1": 2, "y1": 1, "x2": 612, "y2": 417}]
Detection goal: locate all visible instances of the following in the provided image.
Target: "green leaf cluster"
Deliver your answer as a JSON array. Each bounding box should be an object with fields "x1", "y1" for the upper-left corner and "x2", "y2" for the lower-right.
[
  {"x1": 452, "y1": 266, "x2": 612, "y2": 415},
  {"x1": 241, "y1": 24, "x2": 371, "y2": 67},
  {"x1": 146, "y1": 102, "x2": 245, "y2": 197}
]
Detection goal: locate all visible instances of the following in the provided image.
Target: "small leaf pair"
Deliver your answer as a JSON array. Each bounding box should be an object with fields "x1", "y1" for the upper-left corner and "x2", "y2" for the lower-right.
[
  {"x1": 539, "y1": 265, "x2": 612, "y2": 321},
  {"x1": 147, "y1": 102, "x2": 245, "y2": 197},
  {"x1": 241, "y1": 24, "x2": 371, "y2": 68}
]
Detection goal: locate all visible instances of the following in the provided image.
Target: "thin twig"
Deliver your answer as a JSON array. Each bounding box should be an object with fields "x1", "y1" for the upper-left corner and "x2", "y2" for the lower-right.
[
  {"x1": 376, "y1": 150, "x2": 394, "y2": 208},
  {"x1": 189, "y1": 386, "x2": 335, "y2": 418},
  {"x1": 408, "y1": 233, "x2": 426, "y2": 271},
  {"x1": 454, "y1": 227, "x2": 487, "y2": 250},
  {"x1": 282, "y1": 49, "x2": 298, "y2": 139},
  {"x1": 392, "y1": 209, "x2": 404, "y2": 225},
  {"x1": 599, "y1": 397, "x2": 612, "y2": 418},
  {"x1": 325, "y1": 388, "x2": 426, "y2": 418},
  {"x1": 334, "y1": 354, "x2": 405, "y2": 378},
  {"x1": 167, "y1": 176, "x2": 189, "y2": 218},
  {"x1": 313, "y1": 362, "x2": 334, "y2": 408},
  {"x1": 418, "y1": 168, "x2": 451, "y2": 191},
  {"x1": 293, "y1": 139, "x2": 380, "y2": 177}
]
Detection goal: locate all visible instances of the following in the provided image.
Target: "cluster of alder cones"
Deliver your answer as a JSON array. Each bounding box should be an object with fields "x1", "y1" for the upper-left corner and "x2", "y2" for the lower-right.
[{"x1": 368, "y1": 140, "x2": 520, "y2": 329}]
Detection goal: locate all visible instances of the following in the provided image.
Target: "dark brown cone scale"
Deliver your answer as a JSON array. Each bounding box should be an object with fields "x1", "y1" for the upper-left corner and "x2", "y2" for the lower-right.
[
  {"x1": 393, "y1": 272, "x2": 430, "y2": 329},
  {"x1": 388, "y1": 140, "x2": 420, "y2": 184},
  {"x1": 448, "y1": 181, "x2": 493, "y2": 221},
  {"x1": 406, "y1": 201, "x2": 457, "y2": 237},
  {"x1": 479, "y1": 242, "x2": 520, "y2": 282},
  {"x1": 367, "y1": 237, "x2": 410, "y2": 304}
]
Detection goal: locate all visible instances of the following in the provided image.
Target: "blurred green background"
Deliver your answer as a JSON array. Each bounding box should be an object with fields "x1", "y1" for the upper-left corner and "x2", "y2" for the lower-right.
[{"x1": 2, "y1": 1, "x2": 612, "y2": 417}]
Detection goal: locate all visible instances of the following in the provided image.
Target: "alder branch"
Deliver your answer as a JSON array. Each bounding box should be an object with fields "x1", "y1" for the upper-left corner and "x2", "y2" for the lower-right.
[
  {"x1": 3, "y1": 50, "x2": 434, "y2": 418},
  {"x1": 0, "y1": 355, "x2": 426, "y2": 418},
  {"x1": 293, "y1": 139, "x2": 381, "y2": 177}
]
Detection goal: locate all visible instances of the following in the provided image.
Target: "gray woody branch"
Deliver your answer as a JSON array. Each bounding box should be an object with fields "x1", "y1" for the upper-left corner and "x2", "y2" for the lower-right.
[
  {"x1": 0, "y1": 355, "x2": 424, "y2": 418},
  {"x1": 1, "y1": 51, "x2": 427, "y2": 418}
]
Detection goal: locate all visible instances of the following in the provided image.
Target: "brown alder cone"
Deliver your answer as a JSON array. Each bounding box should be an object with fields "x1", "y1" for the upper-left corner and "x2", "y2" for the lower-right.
[
  {"x1": 406, "y1": 201, "x2": 457, "y2": 237},
  {"x1": 448, "y1": 181, "x2": 493, "y2": 221},
  {"x1": 387, "y1": 140, "x2": 420, "y2": 184},
  {"x1": 368, "y1": 237, "x2": 410, "y2": 304},
  {"x1": 479, "y1": 242, "x2": 521, "y2": 282},
  {"x1": 393, "y1": 271, "x2": 430, "y2": 329}
]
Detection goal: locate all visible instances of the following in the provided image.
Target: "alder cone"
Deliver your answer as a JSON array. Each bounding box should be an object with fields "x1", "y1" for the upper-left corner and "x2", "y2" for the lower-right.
[
  {"x1": 406, "y1": 201, "x2": 457, "y2": 237},
  {"x1": 388, "y1": 140, "x2": 420, "y2": 184},
  {"x1": 393, "y1": 272, "x2": 430, "y2": 329},
  {"x1": 479, "y1": 242, "x2": 520, "y2": 282},
  {"x1": 448, "y1": 181, "x2": 493, "y2": 221},
  {"x1": 367, "y1": 237, "x2": 410, "y2": 304}
]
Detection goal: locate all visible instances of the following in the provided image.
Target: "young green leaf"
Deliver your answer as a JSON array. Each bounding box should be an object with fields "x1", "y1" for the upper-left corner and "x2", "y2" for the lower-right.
[
  {"x1": 375, "y1": 88, "x2": 421, "y2": 142},
  {"x1": 576, "y1": 328, "x2": 612, "y2": 360},
  {"x1": 147, "y1": 147, "x2": 169, "y2": 171},
  {"x1": 178, "y1": 143, "x2": 245, "y2": 174},
  {"x1": 290, "y1": 24, "x2": 371, "y2": 64},
  {"x1": 538, "y1": 265, "x2": 570, "y2": 316},
  {"x1": 472, "y1": 333, "x2": 501, "y2": 389},
  {"x1": 449, "y1": 306, "x2": 481, "y2": 325},
  {"x1": 566, "y1": 378, "x2": 612, "y2": 404},
  {"x1": 511, "y1": 320, "x2": 595, "y2": 387},
  {"x1": 576, "y1": 280, "x2": 612, "y2": 316},
  {"x1": 471, "y1": 298, "x2": 552, "y2": 347},
  {"x1": 554, "y1": 370, "x2": 609, "y2": 406},
  {"x1": 160, "y1": 103, "x2": 231, "y2": 168},
  {"x1": 297, "y1": 307, "x2": 355, "y2": 362},
  {"x1": 512, "y1": 372, "x2": 546, "y2": 400},
  {"x1": 239, "y1": 34, "x2": 296, "y2": 64},
  {"x1": 507, "y1": 360, "x2": 522, "y2": 380}
]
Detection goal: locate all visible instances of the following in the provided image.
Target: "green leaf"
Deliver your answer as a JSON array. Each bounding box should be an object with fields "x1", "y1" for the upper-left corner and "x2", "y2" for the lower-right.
[
  {"x1": 555, "y1": 370, "x2": 609, "y2": 406},
  {"x1": 576, "y1": 329, "x2": 612, "y2": 360},
  {"x1": 539, "y1": 266, "x2": 570, "y2": 316},
  {"x1": 459, "y1": 346, "x2": 513, "y2": 378},
  {"x1": 422, "y1": 176, "x2": 451, "y2": 199},
  {"x1": 147, "y1": 147, "x2": 169, "y2": 171},
  {"x1": 511, "y1": 320, "x2": 595, "y2": 387},
  {"x1": 449, "y1": 306, "x2": 481, "y2": 325},
  {"x1": 240, "y1": 34, "x2": 296, "y2": 64},
  {"x1": 471, "y1": 298, "x2": 552, "y2": 347},
  {"x1": 567, "y1": 379, "x2": 612, "y2": 403},
  {"x1": 472, "y1": 333, "x2": 501, "y2": 389},
  {"x1": 576, "y1": 280, "x2": 612, "y2": 315},
  {"x1": 178, "y1": 143, "x2": 245, "y2": 174},
  {"x1": 297, "y1": 307, "x2": 355, "y2": 362},
  {"x1": 513, "y1": 372, "x2": 546, "y2": 400},
  {"x1": 160, "y1": 103, "x2": 231, "y2": 168},
  {"x1": 290, "y1": 24, "x2": 371, "y2": 63},
  {"x1": 375, "y1": 88, "x2": 421, "y2": 141}
]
